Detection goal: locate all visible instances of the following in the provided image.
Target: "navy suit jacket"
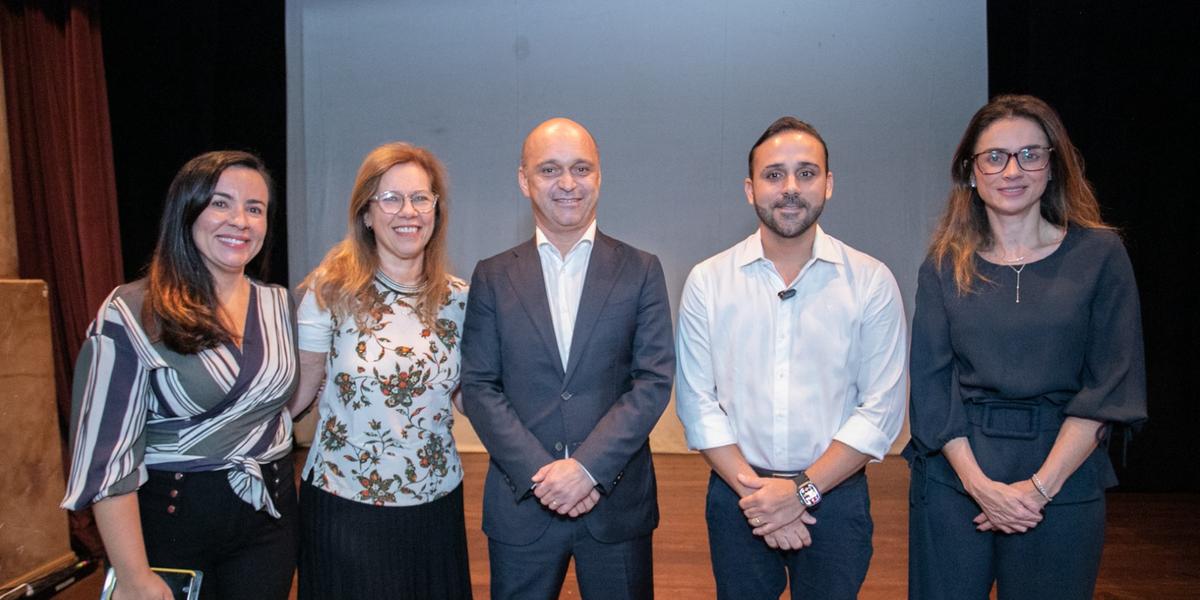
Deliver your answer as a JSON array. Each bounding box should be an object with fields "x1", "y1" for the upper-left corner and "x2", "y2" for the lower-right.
[{"x1": 462, "y1": 231, "x2": 675, "y2": 545}]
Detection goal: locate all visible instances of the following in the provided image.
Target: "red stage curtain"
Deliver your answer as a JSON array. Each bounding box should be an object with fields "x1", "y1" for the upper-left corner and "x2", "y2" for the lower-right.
[{"x1": 0, "y1": 0, "x2": 123, "y2": 557}]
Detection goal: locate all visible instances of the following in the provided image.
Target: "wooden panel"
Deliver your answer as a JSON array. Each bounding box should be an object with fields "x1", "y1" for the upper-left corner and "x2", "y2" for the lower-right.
[
  {"x1": 0, "y1": 280, "x2": 74, "y2": 589},
  {"x1": 0, "y1": 44, "x2": 17, "y2": 279}
]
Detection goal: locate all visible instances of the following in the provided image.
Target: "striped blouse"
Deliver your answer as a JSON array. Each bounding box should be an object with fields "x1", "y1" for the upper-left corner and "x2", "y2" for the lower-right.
[{"x1": 61, "y1": 278, "x2": 298, "y2": 517}]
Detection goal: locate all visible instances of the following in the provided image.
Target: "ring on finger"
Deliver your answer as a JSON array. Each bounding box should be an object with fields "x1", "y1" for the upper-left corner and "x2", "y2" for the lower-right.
[{"x1": 753, "y1": 517, "x2": 762, "y2": 526}]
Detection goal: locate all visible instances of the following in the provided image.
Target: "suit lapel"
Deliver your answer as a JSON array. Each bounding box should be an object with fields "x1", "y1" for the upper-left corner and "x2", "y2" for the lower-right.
[
  {"x1": 563, "y1": 232, "x2": 625, "y2": 385},
  {"x1": 506, "y1": 239, "x2": 566, "y2": 377}
]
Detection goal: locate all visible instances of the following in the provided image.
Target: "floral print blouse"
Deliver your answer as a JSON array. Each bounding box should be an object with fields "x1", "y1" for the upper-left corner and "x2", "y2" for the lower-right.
[{"x1": 298, "y1": 273, "x2": 467, "y2": 506}]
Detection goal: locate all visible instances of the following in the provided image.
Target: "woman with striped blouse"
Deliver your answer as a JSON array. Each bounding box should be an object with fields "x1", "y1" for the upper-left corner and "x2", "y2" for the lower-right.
[{"x1": 62, "y1": 151, "x2": 299, "y2": 600}]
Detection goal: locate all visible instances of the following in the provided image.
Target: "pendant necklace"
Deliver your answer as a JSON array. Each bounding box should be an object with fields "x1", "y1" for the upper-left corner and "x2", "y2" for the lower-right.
[
  {"x1": 1009, "y1": 263, "x2": 1026, "y2": 303},
  {"x1": 1001, "y1": 253, "x2": 1027, "y2": 304}
]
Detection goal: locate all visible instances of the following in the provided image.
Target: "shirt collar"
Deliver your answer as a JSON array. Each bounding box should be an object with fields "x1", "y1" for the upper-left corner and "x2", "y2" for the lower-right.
[
  {"x1": 536, "y1": 219, "x2": 597, "y2": 259},
  {"x1": 736, "y1": 225, "x2": 843, "y2": 269}
]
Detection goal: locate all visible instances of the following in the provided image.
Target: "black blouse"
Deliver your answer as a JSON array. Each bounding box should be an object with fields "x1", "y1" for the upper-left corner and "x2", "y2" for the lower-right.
[{"x1": 906, "y1": 226, "x2": 1147, "y2": 495}]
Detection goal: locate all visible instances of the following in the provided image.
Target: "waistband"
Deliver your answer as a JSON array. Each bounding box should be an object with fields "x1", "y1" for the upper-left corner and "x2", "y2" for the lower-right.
[
  {"x1": 148, "y1": 454, "x2": 293, "y2": 518},
  {"x1": 964, "y1": 400, "x2": 1066, "y2": 440},
  {"x1": 751, "y1": 465, "x2": 866, "y2": 484}
]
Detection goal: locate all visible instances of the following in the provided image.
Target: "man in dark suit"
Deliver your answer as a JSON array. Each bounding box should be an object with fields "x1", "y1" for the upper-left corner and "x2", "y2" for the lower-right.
[{"x1": 462, "y1": 118, "x2": 675, "y2": 600}]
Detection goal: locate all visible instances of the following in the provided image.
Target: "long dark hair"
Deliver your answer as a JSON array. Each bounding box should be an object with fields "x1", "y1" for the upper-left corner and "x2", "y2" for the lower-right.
[
  {"x1": 929, "y1": 94, "x2": 1108, "y2": 293},
  {"x1": 144, "y1": 150, "x2": 275, "y2": 353}
]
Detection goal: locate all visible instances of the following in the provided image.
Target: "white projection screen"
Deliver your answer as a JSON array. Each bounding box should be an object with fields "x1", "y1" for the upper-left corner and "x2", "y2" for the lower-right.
[{"x1": 286, "y1": 0, "x2": 988, "y2": 452}]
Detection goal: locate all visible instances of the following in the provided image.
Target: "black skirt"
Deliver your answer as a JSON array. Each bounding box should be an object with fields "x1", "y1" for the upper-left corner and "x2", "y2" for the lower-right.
[{"x1": 298, "y1": 478, "x2": 472, "y2": 599}]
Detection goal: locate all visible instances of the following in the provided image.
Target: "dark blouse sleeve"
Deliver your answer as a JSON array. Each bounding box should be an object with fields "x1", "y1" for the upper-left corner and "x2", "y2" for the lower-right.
[
  {"x1": 908, "y1": 258, "x2": 970, "y2": 455},
  {"x1": 1063, "y1": 234, "x2": 1148, "y2": 426},
  {"x1": 60, "y1": 292, "x2": 151, "y2": 509}
]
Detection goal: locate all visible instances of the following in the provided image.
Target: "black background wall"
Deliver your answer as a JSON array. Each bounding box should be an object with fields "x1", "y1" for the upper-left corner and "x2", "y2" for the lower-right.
[
  {"x1": 988, "y1": 2, "x2": 1199, "y2": 491},
  {"x1": 101, "y1": 1, "x2": 287, "y2": 285},
  {"x1": 102, "y1": 2, "x2": 1196, "y2": 491}
]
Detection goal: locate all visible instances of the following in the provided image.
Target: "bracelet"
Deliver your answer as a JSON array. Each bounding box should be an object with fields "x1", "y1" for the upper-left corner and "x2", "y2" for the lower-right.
[{"x1": 1030, "y1": 473, "x2": 1053, "y2": 503}]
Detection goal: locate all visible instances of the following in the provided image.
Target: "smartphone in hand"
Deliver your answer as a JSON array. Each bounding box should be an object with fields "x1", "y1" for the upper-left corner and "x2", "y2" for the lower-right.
[{"x1": 99, "y1": 567, "x2": 203, "y2": 600}]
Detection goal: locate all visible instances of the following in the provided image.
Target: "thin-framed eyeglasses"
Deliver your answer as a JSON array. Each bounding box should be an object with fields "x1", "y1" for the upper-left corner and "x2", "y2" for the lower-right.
[
  {"x1": 370, "y1": 190, "x2": 438, "y2": 214},
  {"x1": 969, "y1": 146, "x2": 1054, "y2": 175}
]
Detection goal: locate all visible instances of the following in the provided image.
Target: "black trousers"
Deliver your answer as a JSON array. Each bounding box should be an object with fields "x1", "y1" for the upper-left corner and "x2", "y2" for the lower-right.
[
  {"x1": 488, "y1": 515, "x2": 653, "y2": 600},
  {"x1": 138, "y1": 457, "x2": 298, "y2": 600},
  {"x1": 908, "y1": 473, "x2": 1105, "y2": 600}
]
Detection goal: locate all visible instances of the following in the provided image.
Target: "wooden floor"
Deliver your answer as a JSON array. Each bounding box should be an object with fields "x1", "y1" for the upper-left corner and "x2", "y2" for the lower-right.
[
  {"x1": 452, "y1": 453, "x2": 1200, "y2": 599},
  {"x1": 53, "y1": 452, "x2": 1200, "y2": 599}
]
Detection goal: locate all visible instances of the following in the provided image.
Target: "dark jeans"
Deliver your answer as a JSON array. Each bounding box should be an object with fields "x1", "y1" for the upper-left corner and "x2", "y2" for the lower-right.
[
  {"x1": 138, "y1": 457, "x2": 298, "y2": 600},
  {"x1": 706, "y1": 470, "x2": 872, "y2": 600}
]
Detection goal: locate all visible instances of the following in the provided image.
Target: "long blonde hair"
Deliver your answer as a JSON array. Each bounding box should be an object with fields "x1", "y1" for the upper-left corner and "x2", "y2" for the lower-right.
[
  {"x1": 301, "y1": 142, "x2": 451, "y2": 326},
  {"x1": 929, "y1": 94, "x2": 1109, "y2": 294}
]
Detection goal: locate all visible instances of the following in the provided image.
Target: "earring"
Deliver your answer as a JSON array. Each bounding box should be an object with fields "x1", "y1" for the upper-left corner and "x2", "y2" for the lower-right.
[{"x1": 969, "y1": 179, "x2": 976, "y2": 189}]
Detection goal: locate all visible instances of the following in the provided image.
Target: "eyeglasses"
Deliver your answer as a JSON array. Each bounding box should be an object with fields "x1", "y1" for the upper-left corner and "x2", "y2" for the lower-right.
[
  {"x1": 970, "y1": 147, "x2": 1054, "y2": 175},
  {"x1": 369, "y1": 190, "x2": 438, "y2": 214}
]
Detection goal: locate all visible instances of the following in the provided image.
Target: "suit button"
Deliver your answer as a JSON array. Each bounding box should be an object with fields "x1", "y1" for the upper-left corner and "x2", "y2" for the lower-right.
[
  {"x1": 169, "y1": 489, "x2": 179, "y2": 498},
  {"x1": 174, "y1": 472, "x2": 184, "y2": 481},
  {"x1": 166, "y1": 505, "x2": 176, "y2": 514},
  {"x1": 271, "y1": 463, "x2": 279, "y2": 472},
  {"x1": 554, "y1": 442, "x2": 564, "y2": 452},
  {"x1": 561, "y1": 392, "x2": 573, "y2": 401}
]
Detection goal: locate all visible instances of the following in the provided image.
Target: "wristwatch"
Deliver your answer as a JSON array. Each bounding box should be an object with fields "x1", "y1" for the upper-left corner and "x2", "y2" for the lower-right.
[{"x1": 791, "y1": 471, "x2": 822, "y2": 508}]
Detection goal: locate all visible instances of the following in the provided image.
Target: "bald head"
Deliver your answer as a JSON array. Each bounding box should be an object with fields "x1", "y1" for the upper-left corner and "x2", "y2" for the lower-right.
[
  {"x1": 521, "y1": 118, "x2": 599, "y2": 168},
  {"x1": 517, "y1": 117, "x2": 602, "y2": 252}
]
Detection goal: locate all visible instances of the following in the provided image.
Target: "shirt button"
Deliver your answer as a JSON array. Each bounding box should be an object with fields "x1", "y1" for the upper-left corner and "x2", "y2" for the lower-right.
[
  {"x1": 174, "y1": 472, "x2": 184, "y2": 481},
  {"x1": 271, "y1": 463, "x2": 280, "y2": 472},
  {"x1": 166, "y1": 505, "x2": 176, "y2": 514},
  {"x1": 554, "y1": 442, "x2": 564, "y2": 452},
  {"x1": 169, "y1": 489, "x2": 179, "y2": 498}
]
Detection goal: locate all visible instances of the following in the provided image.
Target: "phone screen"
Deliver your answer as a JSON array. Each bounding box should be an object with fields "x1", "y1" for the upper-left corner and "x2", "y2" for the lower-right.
[{"x1": 99, "y1": 567, "x2": 203, "y2": 600}]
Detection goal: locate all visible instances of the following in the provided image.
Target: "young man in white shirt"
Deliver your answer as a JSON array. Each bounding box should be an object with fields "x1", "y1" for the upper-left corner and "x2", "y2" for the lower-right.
[{"x1": 675, "y1": 116, "x2": 908, "y2": 599}]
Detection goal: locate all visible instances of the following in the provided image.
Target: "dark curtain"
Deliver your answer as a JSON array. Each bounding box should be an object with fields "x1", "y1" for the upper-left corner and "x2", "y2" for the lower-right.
[
  {"x1": 0, "y1": 0, "x2": 123, "y2": 556},
  {"x1": 988, "y1": 2, "x2": 1200, "y2": 491}
]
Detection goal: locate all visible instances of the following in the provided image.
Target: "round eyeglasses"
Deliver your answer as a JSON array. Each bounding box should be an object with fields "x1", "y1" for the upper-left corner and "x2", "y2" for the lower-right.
[
  {"x1": 369, "y1": 191, "x2": 438, "y2": 214},
  {"x1": 970, "y1": 147, "x2": 1054, "y2": 175}
]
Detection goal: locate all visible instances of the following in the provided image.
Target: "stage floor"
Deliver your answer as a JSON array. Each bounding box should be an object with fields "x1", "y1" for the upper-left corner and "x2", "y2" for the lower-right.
[
  {"x1": 451, "y1": 453, "x2": 1199, "y2": 599},
  {"x1": 52, "y1": 451, "x2": 1200, "y2": 599}
]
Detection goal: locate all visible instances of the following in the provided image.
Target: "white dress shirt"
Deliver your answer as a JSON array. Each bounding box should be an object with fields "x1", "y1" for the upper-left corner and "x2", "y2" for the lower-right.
[
  {"x1": 675, "y1": 226, "x2": 908, "y2": 470},
  {"x1": 536, "y1": 220, "x2": 597, "y2": 371}
]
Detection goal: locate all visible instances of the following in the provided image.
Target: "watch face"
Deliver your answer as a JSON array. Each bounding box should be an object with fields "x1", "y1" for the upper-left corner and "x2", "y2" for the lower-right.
[{"x1": 798, "y1": 482, "x2": 822, "y2": 507}]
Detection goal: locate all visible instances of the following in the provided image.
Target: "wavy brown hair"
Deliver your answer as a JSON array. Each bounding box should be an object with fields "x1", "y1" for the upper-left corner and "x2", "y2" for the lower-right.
[
  {"x1": 144, "y1": 150, "x2": 275, "y2": 353},
  {"x1": 301, "y1": 142, "x2": 451, "y2": 327},
  {"x1": 929, "y1": 94, "x2": 1109, "y2": 293}
]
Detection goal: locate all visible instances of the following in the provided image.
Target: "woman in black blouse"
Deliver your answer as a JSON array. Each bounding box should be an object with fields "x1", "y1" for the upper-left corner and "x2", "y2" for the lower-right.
[{"x1": 905, "y1": 95, "x2": 1146, "y2": 599}]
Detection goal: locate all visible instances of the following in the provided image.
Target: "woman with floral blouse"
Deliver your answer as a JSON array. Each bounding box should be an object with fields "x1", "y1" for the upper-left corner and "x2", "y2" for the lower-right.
[{"x1": 289, "y1": 142, "x2": 471, "y2": 599}]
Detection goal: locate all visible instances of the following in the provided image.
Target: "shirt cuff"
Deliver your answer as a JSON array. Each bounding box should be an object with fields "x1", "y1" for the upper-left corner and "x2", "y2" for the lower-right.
[
  {"x1": 832, "y1": 414, "x2": 894, "y2": 462},
  {"x1": 576, "y1": 460, "x2": 598, "y2": 486},
  {"x1": 683, "y1": 417, "x2": 739, "y2": 452}
]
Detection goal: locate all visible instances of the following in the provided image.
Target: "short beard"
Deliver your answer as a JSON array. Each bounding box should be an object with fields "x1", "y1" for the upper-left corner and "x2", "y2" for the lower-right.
[{"x1": 754, "y1": 192, "x2": 823, "y2": 239}]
